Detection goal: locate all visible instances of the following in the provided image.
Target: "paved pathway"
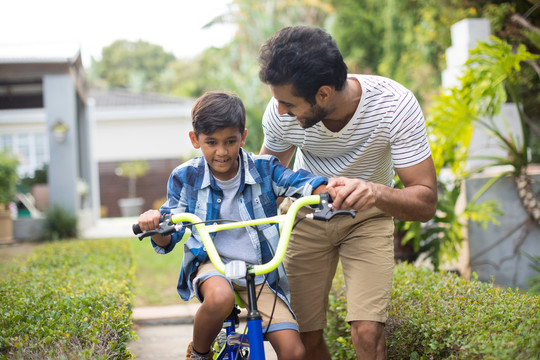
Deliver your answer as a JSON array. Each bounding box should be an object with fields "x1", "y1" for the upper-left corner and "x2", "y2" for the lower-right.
[{"x1": 129, "y1": 304, "x2": 277, "y2": 359}]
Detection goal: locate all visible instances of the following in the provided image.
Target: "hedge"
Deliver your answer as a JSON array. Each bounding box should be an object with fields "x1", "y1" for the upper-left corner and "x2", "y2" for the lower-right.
[
  {"x1": 325, "y1": 262, "x2": 540, "y2": 359},
  {"x1": 0, "y1": 239, "x2": 136, "y2": 359}
]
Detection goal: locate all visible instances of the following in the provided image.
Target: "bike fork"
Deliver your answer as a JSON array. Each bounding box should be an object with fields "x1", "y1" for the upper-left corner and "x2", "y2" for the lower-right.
[{"x1": 246, "y1": 272, "x2": 265, "y2": 360}]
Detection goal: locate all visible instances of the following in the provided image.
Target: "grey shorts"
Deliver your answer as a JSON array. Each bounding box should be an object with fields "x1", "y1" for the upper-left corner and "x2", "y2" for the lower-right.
[{"x1": 193, "y1": 261, "x2": 299, "y2": 333}]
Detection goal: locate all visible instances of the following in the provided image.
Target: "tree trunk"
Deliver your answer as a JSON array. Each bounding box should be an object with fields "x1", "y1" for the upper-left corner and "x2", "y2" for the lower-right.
[{"x1": 515, "y1": 168, "x2": 540, "y2": 226}]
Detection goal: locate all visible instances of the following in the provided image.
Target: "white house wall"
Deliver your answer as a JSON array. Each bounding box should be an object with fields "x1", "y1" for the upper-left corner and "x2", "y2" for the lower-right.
[
  {"x1": 91, "y1": 103, "x2": 195, "y2": 162},
  {"x1": 1, "y1": 102, "x2": 196, "y2": 167}
]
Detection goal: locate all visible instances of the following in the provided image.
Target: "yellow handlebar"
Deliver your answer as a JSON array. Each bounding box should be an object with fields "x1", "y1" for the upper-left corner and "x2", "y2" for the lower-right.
[{"x1": 170, "y1": 195, "x2": 321, "y2": 276}]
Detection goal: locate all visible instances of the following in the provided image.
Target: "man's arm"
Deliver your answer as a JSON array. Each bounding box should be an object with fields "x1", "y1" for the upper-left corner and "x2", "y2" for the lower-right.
[
  {"x1": 327, "y1": 156, "x2": 438, "y2": 222},
  {"x1": 259, "y1": 144, "x2": 296, "y2": 168}
]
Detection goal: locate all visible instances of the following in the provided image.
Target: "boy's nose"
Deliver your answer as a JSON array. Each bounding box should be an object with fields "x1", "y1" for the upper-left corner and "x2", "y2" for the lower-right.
[{"x1": 217, "y1": 146, "x2": 228, "y2": 155}]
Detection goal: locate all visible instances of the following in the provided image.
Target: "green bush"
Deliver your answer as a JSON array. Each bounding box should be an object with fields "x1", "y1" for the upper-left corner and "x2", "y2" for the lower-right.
[
  {"x1": 44, "y1": 205, "x2": 78, "y2": 240},
  {"x1": 325, "y1": 263, "x2": 540, "y2": 359},
  {"x1": 0, "y1": 151, "x2": 18, "y2": 208},
  {"x1": 0, "y1": 239, "x2": 136, "y2": 359}
]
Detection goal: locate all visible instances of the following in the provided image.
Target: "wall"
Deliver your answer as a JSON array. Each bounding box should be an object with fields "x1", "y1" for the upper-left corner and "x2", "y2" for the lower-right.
[
  {"x1": 466, "y1": 172, "x2": 540, "y2": 289},
  {"x1": 93, "y1": 104, "x2": 194, "y2": 162},
  {"x1": 98, "y1": 158, "x2": 182, "y2": 218}
]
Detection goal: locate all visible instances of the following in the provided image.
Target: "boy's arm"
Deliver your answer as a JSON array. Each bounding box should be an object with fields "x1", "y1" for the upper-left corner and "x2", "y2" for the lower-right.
[{"x1": 312, "y1": 184, "x2": 327, "y2": 195}]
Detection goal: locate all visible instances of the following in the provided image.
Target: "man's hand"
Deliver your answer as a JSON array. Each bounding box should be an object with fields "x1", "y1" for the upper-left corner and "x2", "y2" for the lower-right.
[
  {"x1": 327, "y1": 177, "x2": 377, "y2": 211},
  {"x1": 326, "y1": 157, "x2": 438, "y2": 222}
]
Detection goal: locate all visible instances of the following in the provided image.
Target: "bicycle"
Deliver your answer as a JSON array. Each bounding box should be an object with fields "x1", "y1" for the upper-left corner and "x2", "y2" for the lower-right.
[{"x1": 133, "y1": 193, "x2": 354, "y2": 360}]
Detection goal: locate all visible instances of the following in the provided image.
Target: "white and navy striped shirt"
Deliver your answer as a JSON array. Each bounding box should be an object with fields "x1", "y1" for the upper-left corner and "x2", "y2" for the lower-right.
[{"x1": 262, "y1": 74, "x2": 432, "y2": 187}]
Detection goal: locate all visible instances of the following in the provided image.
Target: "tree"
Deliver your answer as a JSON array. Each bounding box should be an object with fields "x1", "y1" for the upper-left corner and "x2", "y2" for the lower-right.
[
  {"x1": 199, "y1": 0, "x2": 334, "y2": 151},
  {"x1": 328, "y1": 0, "x2": 540, "y2": 110},
  {"x1": 90, "y1": 40, "x2": 176, "y2": 92}
]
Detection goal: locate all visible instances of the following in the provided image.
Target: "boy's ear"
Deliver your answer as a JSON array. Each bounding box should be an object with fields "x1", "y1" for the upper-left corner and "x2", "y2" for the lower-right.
[
  {"x1": 189, "y1": 131, "x2": 200, "y2": 148},
  {"x1": 240, "y1": 129, "x2": 247, "y2": 147}
]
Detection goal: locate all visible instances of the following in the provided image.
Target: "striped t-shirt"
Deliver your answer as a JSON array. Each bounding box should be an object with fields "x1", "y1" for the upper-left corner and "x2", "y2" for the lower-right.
[{"x1": 262, "y1": 74, "x2": 432, "y2": 187}]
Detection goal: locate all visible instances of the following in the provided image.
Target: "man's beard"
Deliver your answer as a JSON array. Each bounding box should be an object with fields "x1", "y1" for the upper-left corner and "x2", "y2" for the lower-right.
[{"x1": 296, "y1": 104, "x2": 328, "y2": 129}]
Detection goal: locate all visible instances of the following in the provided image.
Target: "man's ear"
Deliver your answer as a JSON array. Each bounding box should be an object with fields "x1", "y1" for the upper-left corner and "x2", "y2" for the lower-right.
[
  {"x1": 240, "y1": 129, "x2": 248, "y2": 147},
  {"x1": 189, "y1": 131, "x2": 200, "y2": 148},
  {"x1": 316, "y1": 85, "x2": 334, "y2": 106}
]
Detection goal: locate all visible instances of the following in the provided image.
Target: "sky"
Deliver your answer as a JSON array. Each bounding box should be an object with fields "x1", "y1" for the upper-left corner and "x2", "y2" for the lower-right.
[{"x1": 0, "y1": 0, "x2": 237, "y2": 67}]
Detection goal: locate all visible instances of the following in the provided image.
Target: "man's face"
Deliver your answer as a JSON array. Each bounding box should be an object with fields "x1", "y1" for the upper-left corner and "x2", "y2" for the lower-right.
[{"x1": 270, "y1": 84, "x2": 328, "y2": 129}]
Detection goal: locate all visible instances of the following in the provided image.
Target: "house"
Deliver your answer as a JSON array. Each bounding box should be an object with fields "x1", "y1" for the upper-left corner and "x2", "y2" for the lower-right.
[
  {"x1": 0, "y1": 44, "x2": 195, "y2": 236},
  {"x1": 88, "y1": 88, "x2": 194, "y2": 217},
  {"x1": 0, "y1": 43, "x2": 97, "y2": 230}
]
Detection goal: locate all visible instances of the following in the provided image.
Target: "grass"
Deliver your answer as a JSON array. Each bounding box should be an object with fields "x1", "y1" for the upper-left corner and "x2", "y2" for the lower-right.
[
  {"x1": 0, "y1": 238, "x2": 191, "y2": 308},
  {"x1": 129, "y1": 237, "x2": 188, "y2": 306},
  {"x1": 0, "y1": 242, "x2": 42, "y2": 277}
]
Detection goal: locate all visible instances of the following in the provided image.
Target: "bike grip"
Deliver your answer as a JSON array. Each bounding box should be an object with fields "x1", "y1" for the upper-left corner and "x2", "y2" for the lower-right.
[
  {"x1": 132, "y1": 223, "x2": 142, "y2": 235},
  {"x1": 331, "y1": 209, "x2": 356, "y2": 219}
]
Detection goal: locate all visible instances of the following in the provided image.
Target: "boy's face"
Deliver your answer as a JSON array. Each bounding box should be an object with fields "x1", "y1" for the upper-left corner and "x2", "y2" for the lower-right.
[{"x1": 189, "y1": 127, "x2": 247, "y2": 181}]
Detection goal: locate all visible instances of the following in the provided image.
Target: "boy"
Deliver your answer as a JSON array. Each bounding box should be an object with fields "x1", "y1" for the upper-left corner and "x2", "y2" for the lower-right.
[{"x1": 137, "y1": 91, "x2": 327, "y2": 360}]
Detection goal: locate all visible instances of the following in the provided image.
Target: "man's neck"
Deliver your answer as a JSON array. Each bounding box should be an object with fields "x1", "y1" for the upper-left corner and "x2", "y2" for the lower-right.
[{"x1": 322, "y1": 78, "x2": 362, "y2": 131}]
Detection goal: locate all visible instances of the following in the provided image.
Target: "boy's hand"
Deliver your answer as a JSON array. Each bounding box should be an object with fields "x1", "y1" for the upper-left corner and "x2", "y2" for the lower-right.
[{"x1": 138, "y1": 209, "x2": 162, "y2": 232}]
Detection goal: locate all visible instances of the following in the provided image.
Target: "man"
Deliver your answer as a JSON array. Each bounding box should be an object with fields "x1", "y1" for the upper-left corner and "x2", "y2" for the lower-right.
[{"x1": 258, "y1": 25, "x2": 437, "y2": 360}]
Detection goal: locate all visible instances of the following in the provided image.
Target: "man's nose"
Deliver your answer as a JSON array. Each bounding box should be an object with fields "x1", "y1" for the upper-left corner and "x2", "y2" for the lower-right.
[{"x1": 277, "y1": 102, "x2": 289, "y2": 116}]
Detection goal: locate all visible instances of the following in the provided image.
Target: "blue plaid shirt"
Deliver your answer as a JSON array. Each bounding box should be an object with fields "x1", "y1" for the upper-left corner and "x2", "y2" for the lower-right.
[{"x1": 152, "y1": 148, "x2": 327, "y2": 307}]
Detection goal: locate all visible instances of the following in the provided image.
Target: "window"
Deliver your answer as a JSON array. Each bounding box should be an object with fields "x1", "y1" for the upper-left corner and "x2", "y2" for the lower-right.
[{"x1": 0, "y1": 133, "x2": 49, "y2": 177}]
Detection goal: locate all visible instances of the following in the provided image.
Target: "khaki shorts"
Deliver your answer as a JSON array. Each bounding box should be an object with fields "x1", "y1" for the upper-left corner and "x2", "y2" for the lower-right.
[
  {"x1": 279, "y1": 198, "x2": 394, "y2": 332},
  {"x1": 193, "y1": 261, "x2": 298, "y2": 332}
]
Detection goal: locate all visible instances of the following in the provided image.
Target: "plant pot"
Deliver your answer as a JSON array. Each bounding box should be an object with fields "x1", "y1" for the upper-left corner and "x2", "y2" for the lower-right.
[
  {"x1": 118, "y1": 197, "x2": 145, "y2": 217},
  {"x1": 13, "y1": 217, "x2": 46, "y2": 241},
  {"x1": 31, "y1": 184, "x2": 49, "y2": 212},
  {"x1": 0, "y1": 209, "x2": 13, "y2": 244}
]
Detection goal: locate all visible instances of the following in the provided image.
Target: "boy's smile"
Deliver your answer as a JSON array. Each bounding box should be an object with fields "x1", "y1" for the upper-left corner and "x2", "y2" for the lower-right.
[{"x1": 189, "y1": 127, "x2": 247, "y2": 181}]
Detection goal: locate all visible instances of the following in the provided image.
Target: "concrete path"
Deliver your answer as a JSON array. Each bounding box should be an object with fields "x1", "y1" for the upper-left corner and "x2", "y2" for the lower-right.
[
  {"x1": 129, "y1": 304, "x2": 277, "y2": 359},
  {"x1": 129, "y1": 305, "x2": 195, "y2": 359}
]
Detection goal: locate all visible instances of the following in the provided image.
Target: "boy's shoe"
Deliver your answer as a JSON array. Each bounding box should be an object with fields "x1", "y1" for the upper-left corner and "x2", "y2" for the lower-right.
[{"x1": 186, "y1": 341, "x2": 213, "y2": 360}]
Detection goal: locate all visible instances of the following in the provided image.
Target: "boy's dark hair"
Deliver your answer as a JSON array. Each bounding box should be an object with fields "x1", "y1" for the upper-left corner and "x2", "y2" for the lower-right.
[
  {"x1": 258, "y1": 26, "x2": 348, "y2": 104},
  {"x1": 191, "y1": 91, "x2": 246, "y2": 136}
]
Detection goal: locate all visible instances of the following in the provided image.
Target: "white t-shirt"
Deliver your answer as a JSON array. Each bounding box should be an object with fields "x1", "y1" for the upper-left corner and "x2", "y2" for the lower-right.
[{"x1": 262, "y1": 74, "x2": 432, "y2": 187}]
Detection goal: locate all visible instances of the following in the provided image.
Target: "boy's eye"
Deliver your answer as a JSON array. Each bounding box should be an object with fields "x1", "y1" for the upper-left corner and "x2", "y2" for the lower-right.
[
  {"x1": 206, "y1": 140, "x2": 217, "y2": 146},
  {"x1": 226, "y1": 139, "x2": 237, "y2": 145}
]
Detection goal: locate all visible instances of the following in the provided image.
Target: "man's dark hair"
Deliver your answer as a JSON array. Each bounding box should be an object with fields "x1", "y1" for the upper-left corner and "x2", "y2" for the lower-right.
[
  {"x1": 258, "y1": 26, "x2": 348, "y2": 104},
  {"x1": 191, "y1": 91, "x2": 246, "y2": 136}
]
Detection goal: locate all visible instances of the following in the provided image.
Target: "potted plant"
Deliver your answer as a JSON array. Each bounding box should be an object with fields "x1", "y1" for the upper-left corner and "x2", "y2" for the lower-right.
[
  {"x1": 115, "y1": 160, "x2": 149, "y2": 217},
  {"x1": 0, "y1": 151, "x2": 19, "y2": 243}
]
